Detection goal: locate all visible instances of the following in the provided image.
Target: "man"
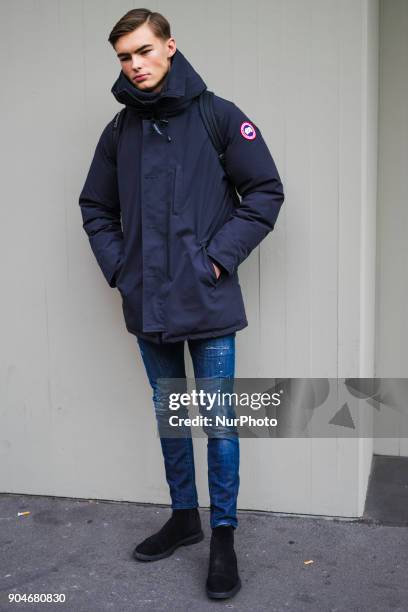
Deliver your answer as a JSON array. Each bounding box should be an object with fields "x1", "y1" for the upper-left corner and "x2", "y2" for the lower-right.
[{"x1": 79, "y1": 8, "x2": 284, "y2": 601}]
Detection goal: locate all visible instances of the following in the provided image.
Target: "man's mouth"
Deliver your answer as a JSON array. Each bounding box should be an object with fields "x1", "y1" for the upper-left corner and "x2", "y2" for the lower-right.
[{"x1": 133, "y1": 74, "x2": 149, "y2": 82}]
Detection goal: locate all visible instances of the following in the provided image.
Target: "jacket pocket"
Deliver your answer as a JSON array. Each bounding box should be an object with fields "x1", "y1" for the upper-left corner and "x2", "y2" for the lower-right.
[{"x1": 200, "y1": 241, "x2": 226, "y2": 288}]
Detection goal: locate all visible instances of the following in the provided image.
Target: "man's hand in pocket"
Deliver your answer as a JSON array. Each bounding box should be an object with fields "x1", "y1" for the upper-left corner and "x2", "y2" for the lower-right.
[{"x1": 210, "y1": 260, "x2": 222, "y2": 280}]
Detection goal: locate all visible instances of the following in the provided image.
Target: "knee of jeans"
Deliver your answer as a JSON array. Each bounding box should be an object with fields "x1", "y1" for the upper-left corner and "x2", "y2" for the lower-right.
[
  {"x1": 152, "y1": 389, "x2": 189, "y2": 419},
  {"x1": 206, "y1": 431, "x2": 239, "y2": 440},
  {"x1": 203, "y1": 425, "x2": 239, "y2": 440},
  {"x1": 198, "y1": 394, "x2": 237, "y2": 421}
]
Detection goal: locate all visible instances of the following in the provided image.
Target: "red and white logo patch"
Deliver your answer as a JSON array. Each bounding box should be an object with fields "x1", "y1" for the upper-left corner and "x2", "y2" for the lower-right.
[{"x1": 240, "y1": 121, "x2": 256, "y2": 140}]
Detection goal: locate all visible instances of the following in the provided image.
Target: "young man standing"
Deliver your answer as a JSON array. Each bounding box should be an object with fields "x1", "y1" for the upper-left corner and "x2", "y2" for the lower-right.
[{"x1": 79, "y1": 8, "x2": 284, "y2": 600}]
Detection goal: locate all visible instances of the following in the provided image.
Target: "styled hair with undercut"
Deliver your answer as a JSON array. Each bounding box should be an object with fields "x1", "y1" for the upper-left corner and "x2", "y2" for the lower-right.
[{"x1": 108, "y1": 8, "x2": 171, "y2": 48}]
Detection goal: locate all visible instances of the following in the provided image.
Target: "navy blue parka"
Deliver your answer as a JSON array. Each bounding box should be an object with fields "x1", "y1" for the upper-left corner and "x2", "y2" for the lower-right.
[{"x1": 79, "y1": 49, "x2": 284, "y2": 344}]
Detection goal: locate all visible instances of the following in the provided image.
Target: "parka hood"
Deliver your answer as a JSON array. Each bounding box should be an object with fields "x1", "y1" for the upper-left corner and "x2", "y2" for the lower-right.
[{"x1": 110, "y1": 48, "x2": 207, "y2": 118}]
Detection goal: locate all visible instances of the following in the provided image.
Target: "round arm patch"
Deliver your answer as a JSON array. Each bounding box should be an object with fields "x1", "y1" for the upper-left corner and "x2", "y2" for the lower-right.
[{"x1": 240, "y1": 121, "x2": 257, "y2": 140}]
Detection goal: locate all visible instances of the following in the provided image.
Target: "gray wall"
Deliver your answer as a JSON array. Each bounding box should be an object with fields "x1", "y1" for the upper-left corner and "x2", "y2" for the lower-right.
[
  {"x1": 374, "y1": 0, "x2": 408, "y2": 457},
  {"x1": 1, "y1": 0, "x2": 380, "y2": 517}
]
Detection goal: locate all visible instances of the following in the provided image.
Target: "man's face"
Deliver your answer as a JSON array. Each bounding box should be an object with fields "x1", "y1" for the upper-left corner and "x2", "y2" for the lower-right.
[{"x1": 114, "y1": 23, "x2": 176, "y2": 93}]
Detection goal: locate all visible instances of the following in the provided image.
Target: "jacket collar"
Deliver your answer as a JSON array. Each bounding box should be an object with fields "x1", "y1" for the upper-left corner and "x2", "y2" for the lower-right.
[{"x1": 110, "y1": 48, "x2": 207, "y2": 118}]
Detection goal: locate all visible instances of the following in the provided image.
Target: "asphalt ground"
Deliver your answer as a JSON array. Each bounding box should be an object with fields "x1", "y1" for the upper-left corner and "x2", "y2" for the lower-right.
[{"x1": 0, "y1": 491, "x2": 407, "y2": 611}]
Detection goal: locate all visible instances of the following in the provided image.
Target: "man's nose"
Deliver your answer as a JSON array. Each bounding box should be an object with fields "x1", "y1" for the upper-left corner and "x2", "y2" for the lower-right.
[{"x1": 131, "y1": 55, "x2": 143, "y2": 71}]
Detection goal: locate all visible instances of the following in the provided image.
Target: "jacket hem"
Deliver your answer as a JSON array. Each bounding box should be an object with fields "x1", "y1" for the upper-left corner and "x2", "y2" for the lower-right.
[{"x1": 125, "y1": 320, "x2": 248, "y2": 344}]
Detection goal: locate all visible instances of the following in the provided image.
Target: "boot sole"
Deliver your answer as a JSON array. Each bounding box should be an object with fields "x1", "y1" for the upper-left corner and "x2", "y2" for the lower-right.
[
  {"x1": 133, "y1": 529, "x2": 204, "y2": 562},
  {"x1": 206, "y1": 577, "x2": 242, "y2": 599}
]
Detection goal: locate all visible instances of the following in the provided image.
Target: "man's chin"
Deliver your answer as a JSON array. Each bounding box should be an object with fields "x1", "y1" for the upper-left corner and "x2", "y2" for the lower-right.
[
  {"x1": 130, "y1": 78, "x2": 158, "y2": 92},
  {"x1": 125, "y1": 70, "x2": 168, "y2": 94}
]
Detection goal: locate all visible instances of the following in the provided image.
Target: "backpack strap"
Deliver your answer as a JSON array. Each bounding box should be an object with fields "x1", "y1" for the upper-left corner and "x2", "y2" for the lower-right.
[
  {"x1": 198, "y1": 90, "x2": 227, "y2": 171},
  {"x1": 198, "y1": 90, "x2": 240, "y2": 204},
  {"x1": 112, "y1": 107, "x2": 127, "y2": 159}
]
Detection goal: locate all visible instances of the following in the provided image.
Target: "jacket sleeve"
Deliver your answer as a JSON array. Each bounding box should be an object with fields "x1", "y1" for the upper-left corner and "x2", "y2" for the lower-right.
[
  {"x1": 205, "y1": 101, "x2": 285, "y2": 276},
  {"x1": 78, "y1": 120, "x2": 124, "y2": 288}
]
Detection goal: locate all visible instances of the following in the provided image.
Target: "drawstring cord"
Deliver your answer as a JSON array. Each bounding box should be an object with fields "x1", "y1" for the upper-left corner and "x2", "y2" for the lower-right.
[{"x1": 150, "y1": 117, "x2": 172, "y2": 142}]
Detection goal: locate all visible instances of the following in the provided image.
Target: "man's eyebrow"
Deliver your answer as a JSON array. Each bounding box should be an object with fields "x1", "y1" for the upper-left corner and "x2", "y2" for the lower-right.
[{"x1": 117, "y1": 44, "x2": 153, "y2": 58}]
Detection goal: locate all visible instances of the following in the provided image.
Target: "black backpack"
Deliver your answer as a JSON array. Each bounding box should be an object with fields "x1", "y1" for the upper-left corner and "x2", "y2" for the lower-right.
[{"x1": 112, "y1": 90, "x2": 228, "y2": 174}]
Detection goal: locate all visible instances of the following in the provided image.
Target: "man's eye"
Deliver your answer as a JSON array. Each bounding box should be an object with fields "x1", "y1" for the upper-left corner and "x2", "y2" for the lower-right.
[{"x1": 120, "y1": 49, "x2": 151, "y2": 61}]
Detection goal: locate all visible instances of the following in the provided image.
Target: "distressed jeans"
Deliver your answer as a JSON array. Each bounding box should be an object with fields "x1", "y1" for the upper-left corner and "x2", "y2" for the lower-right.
[{"x1": 136, "y1": 333, "x2": 240, "y2": 529}]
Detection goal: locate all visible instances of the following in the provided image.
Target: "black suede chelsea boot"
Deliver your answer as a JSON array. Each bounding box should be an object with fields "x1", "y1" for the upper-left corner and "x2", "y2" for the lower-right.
[
  {"x1": 206, "y1": 525, "x2": 242, "y2": 599},
  {"x1": 133, "y1": 507, "x2": 204, "y2": 562}
]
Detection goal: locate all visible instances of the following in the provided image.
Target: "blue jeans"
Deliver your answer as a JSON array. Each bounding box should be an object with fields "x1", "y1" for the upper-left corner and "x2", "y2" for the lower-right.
[{"x1": 136, "y1": 333, "x2": 240, "y2": 530}]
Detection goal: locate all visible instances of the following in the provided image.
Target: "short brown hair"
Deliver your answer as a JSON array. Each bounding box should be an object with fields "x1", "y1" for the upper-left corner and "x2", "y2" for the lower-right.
[{"x1": 108, "y1": 8, "x2": 171, "y2": 48}]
